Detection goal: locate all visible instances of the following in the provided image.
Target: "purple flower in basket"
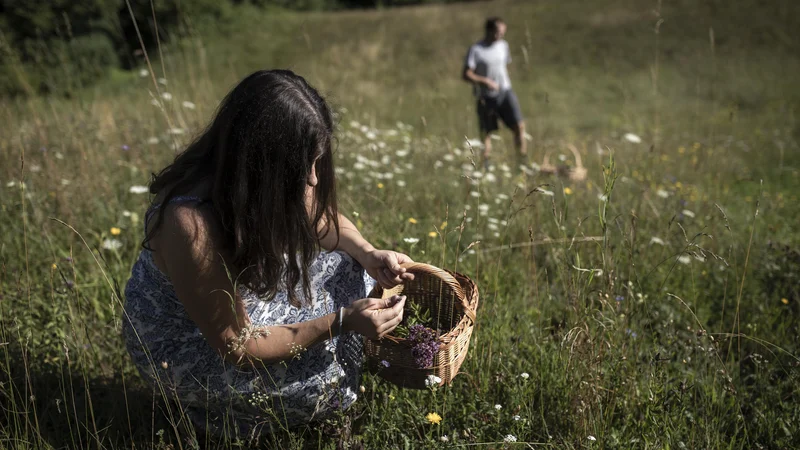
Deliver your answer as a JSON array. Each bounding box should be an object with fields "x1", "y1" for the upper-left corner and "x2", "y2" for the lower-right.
[{"x1": 408, "y1": 324, "x2": 440, "y2": 368}]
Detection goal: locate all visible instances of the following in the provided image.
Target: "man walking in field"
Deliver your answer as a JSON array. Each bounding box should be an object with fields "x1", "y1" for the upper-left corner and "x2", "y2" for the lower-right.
[{"x1": 463, "y1": 17, "x2": 526, "y2": 170}]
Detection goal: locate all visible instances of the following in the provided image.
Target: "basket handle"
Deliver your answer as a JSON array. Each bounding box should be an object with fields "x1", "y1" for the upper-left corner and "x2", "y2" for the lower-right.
[{"x1": 399, "y1": 262, "x2": 476, "y2": 322}]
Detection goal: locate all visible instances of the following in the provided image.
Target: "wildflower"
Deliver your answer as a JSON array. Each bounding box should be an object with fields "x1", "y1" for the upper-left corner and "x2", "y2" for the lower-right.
[
  {"x1": 503, "y1": 435, "x2": 517, "y2": 443},
  {"x1": 51, "y1": 263, "x2": 57, "y2": 270},
  {"x1": 781, "y1": 298, "x2": 789, "y2": 305},
  {"x1": 440, "y1": 435, "x2": 449, "y2": 442},
  {"x1": 129, "y1": 185, "x2": 149, "y2": 194},
  {"x1": 359, "y1": 385, "x2": 365, "y2": 393},
  {"x1": 513, "y1": 415, "x2": 521, "y2": 421},
  {"x1": 443, "y1": 154, "x2": 455, "y2": 162},
  {"x1": 681, "y1": 209, "x2": 696, "y2": 218},
  {"x1": 425, "y1": 374, "x2": 442, "y2": 387},
  {"x1": 564, "y1": 187, "x2": 573, "y2": 195},
  {"x1": 470, "y1": 191, "x2": 480, "y2": 198},
  {"x1": 428, "y1": 231, "x2": 437, "y2": 238},
  {"x1": 426, "y1": 412, "x2": 442, "y2": 425},
  {"x1": 102, "y1": 239, "x2": 122, "y2": 251},
  {"x1": 408, "y1": 217, "x2": 418, "y2": 224},
  {"x1": 377, "y1": 183, "x2": 384, "y2": 189},
  {"x1": 388, "y1": 394, "x2": 395, "y2": 401},
  {"x1": 588, "y1": 435, "x2": 597, "y2": 441},
  {"x1": 161, "y1": 92, "x2": 173, "y2": 101},
  {"x1": 161, "y1": 361, "x2": 168, "y2": 369},
  {"x1": 396, "y1": 149, "x2": 409, "y2": 158},
  {"x1": 598, "y1": 194, "x2": 608, "y2": 202},
  {"x1": 440, "y1": 221, "x2": 447, "y2": 229},
  {"x1": 157, "y1": 77, "x2": 167, "y2": 85},
  {"x1": 61, "y1": 179, "x2": 71, "y2": 186},
  {"x1": 110, "y1": 227, "x2": 122, "y2": 236},
  {"x1": 656, "y1": 189, "x2": 670, "y2": 198},
  {"x1": 623, "y1": 133, "x2": 642, "y2": 143},
  {"x1": 615, "y1": 295, "x2": 624, "y2": 302},
  {"x1": 396, "y1": 180, "x2": 407, "y2": 188},
  {"x1": 365, "y1": 131, "x2": 377, "y2": 140},
  {"x1": 147, "y1": 136, "x2": 159, "y2": 145},
  {"x1": 677, "y1": 255, "x2": 692, "y2": 265},
  {"x1": 410, "y1": 325, "x2": 440, "y2": 368},
  {"x1": 520, "y1": 372, "x2": 529, "y2": 379},
  {"x1": 403, "y1": 237, "x2": 420, "y2": 244},
  {"x1": 138, "y1": 69, "x2": 148, "y2": 77},
  {"x1": 485, "y1": 172, "x2": 498, "y2": 183},
  {"x1": 167, "y1": 127, "x2": 185, "y2": 135},
  {"x1": 494, "y1": 404, "x2": 502, "y2": 411},
  {"x1": 650, "y1": 237, "x2": 665, "y2": 245},
  {"x1": 380, "y1": 360, "x2": 390, "y2": 368},
  {"x1": 181, "y1": 101, "x2": 196, "y2": 110},
  {"x1": 538, "y1": 189, "x2": 555, "y2": 197},
  {"x1": 30, "y1": 164, "x2": 42, "y2": 173},
  {"x1": 464, "y1": 138, "x2": 484, "y2": 149}
]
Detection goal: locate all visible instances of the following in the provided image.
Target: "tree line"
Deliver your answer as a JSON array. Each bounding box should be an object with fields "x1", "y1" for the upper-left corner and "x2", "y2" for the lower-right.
[{"x1": 0, "y1": 0, "x2": 464, "y2": 96}]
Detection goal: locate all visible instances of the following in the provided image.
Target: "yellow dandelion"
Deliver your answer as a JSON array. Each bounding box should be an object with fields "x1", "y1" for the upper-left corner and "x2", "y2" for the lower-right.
[
  {"x1": 377, "y1": 183, "x2": 384, "y2": 189},
  {"x1": 426, "y1": 412, "x2": 442, "y2": 425},
  {"x1": 440, "y1": 221, "x2": 447, "y2": 229},
  {"x1": 782, "y1": 298, "x2": 789, "y2": 305},
  {"x1": 51, "y1": 263, "x2": 57, "y2": 270},
  {"x1": 408, "y1": 217, "x2": 418, "y2": 224},
  {"x1": 564, "y1": 187, "x2": 573, "y2": 195},
  {"x1": 110, "y1": 227, "x2": 121, "y2": 236},
  {"x1": 428, "y1": 231, "x2": 437, "y2": 238}
]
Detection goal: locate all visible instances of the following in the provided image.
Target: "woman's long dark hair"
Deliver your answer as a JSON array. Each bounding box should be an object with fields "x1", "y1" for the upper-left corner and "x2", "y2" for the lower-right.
[{"x1": 145, "y1": 69, "x2": 339, "y2": 307}]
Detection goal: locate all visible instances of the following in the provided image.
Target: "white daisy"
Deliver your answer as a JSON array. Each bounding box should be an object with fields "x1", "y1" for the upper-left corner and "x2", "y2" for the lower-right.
[
  {"x1": 503, "y1": 435, "x2": 517, "y2": 443},
  {"x1": 623, "y1": 133, "x2": 642, "y2": 143},
  {"x1": 129, "y1": 185, "x2": 149, "y2": 194},
  {"x1": 102, "y1": 239, "x2": 123, "y2": 251},
  {"x1": 403, "y1": 237, "x2": 419, "y2": 244}
]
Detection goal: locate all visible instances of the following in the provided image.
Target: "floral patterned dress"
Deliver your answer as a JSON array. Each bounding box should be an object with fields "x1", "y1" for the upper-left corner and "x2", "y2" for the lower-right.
[{"x1": 121, "y1": 196, "x2": 375, "y2": 439}]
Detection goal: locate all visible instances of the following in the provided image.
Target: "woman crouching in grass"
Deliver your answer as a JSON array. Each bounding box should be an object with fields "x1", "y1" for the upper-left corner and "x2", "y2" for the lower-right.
[{"x1": 122, "y1": 69, "x2": 412, "y2": 440}]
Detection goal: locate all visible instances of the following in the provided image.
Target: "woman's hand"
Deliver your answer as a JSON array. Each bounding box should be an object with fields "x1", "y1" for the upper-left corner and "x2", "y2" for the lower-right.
[
  {"x1": 343, "y1": 295, "x2": 406, "y2": 339},
  {"x1": 359, "y1": 249, "x2": 415, "y2": 289}
]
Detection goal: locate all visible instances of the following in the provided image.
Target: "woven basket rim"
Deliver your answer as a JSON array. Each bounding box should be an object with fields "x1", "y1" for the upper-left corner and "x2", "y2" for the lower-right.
[{"x1": 367, "y1": 262, "x2": 478, "y2": 346}]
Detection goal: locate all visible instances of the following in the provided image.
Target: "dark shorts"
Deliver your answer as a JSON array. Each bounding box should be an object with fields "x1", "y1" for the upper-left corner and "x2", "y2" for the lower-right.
[{"x1": 477, "y1": 90, "x2": 523, "y2": 134}]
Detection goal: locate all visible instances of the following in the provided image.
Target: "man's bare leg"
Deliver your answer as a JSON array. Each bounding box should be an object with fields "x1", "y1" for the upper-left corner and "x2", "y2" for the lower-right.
[
  {"x1": 482, "y1": 132, "x2": 493, "y2": 170},
  {"x1": 513, "y1": 121, "x2": 527, "y2": 167}
]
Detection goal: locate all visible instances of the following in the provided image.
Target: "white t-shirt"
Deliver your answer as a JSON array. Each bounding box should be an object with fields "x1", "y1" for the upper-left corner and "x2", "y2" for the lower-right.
[{"x1": 464, "y1": 39, "x2": 512, "y2": 98}]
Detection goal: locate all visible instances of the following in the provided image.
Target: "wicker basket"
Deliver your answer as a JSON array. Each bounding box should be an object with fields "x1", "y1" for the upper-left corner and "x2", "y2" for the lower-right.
[{"x1": 363, "y1": 262, "x2": 479, "y2": 389}]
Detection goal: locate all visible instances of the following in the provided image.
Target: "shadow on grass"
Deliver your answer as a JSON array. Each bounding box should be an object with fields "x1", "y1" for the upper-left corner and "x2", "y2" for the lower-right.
[{"x1": 0, "y1": 349, "x2": 352, "y2": 449}]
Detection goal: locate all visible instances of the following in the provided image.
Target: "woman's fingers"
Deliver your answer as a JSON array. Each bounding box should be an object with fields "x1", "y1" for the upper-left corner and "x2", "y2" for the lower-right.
[
  {"x1": 375, "y1": 269, "x2": 394, "y2": 289},
  {"x1": 377, "y1": 307, "x2": 404, "y2": 336}
]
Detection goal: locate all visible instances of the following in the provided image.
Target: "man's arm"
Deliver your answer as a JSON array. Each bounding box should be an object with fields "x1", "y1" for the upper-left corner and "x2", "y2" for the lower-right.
[
  {"x1": 463, "y1": 67, "x2": 499, "y2": 91},
  {"x1": 462, "y1": 45, "x2": 499, "y2": 90}
]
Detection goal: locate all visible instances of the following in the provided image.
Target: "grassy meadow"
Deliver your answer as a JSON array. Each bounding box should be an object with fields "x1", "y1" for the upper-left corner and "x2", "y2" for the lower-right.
[{"x1": 2, "y1": 0, "x2": 800, "y2": 448}]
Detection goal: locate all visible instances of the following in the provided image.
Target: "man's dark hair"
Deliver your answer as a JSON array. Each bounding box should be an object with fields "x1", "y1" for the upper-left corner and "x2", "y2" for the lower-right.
[{"x1": 485, "y1": 17, "x2": 504, "y2": 33}]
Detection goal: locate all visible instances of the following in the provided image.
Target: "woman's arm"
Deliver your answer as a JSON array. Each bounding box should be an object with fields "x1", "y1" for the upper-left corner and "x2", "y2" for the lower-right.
[
  {"x1": 317, "y1": 213, "x2": 415, "y2": 289},
  {"x1": 317, "y1": 213, "x2": 374, "y2": 262},
  {"x1": 150, "y1": 205, "x2": 404, "y2": 368}
]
